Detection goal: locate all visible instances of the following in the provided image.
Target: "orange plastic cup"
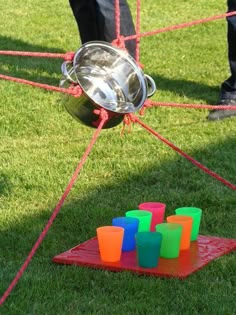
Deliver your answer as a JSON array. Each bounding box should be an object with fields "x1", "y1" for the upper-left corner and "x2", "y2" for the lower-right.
[
  {"x1": 166, "y1": 215, "x2": 193, "y2": 250},
  {"x1": 96, "y1": 226, "x2": 124, "y2": 262}
]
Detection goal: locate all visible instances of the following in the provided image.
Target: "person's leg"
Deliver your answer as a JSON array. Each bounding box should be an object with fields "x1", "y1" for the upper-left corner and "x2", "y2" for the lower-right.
[
  {"x1": 208, "y1": 0, "x2": 236, "y2": 120},
  {"x1": 221, "y1": 0, "x2": 236, "y2": 98},
  {"x1": 69, "y1": 0, "x2": 99, "y2": 43},
  {"x1": 95, "y1": 0, "x2": 136, "y2": 58},
  {"x1": 69, "y1": 0, "x2": 136, "y2": 57}
]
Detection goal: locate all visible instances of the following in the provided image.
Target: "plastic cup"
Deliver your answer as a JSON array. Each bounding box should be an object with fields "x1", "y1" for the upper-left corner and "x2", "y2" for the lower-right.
[
  {"x1": 138, "y1": 202, "x2": 166, "y2": 231},
  {"x1": 166, "y1": 215, "x2": 193, "y2": 250},
  {"x1": 125, "y1": 210, "x2": 152, "y2": 232},
  {"x1": 136, "y1": 232, "x2": 162, "y2": 268},
  {"x1": 155, "y1": 223, "x2": 182, "y2": 258},
  {"x1": 96, "y1": 226, "x2": 124, "y2": 262},
  {"x1": 175, "y1": 207, "x2": 202, "y2": 241},
  {"x1": 112, "y1": 217, "x2": 139, "y2": 251}
]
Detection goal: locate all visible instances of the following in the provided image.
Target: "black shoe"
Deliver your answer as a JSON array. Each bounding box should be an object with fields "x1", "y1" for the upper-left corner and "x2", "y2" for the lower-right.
[{"x1": 207, "y1": 98, "x2": 236, "y2": 121}]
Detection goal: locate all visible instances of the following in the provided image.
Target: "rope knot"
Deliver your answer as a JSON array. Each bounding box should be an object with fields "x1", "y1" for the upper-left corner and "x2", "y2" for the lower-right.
[
  {"x1": 112, "y1": 36, "x2": 127, "y2": 52},
  {"x1": 64, "y1": 51, "x2": 75, "y2": 62},
  {"x1": 139, "y1": 99, "x2": 153, "y2": 116},
  {"x1": 120, "y1": 113, "x2": 137, "y2": 136},
  {"x1": 93, "y1": 108, "x2": 109, "y2": 122},
  {"x1": 68, "y1": 85, "x2": 82, "y2": 97}
]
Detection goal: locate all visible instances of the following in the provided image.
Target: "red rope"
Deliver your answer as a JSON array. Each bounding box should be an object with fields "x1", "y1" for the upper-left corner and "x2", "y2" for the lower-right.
[
  {"x1": 115, "y1": 0, "x2": 121, "y2": 39},
  {"x1": 139, "y1": 100, "x2": 236, "y2": 115},
  {"x1": 128, "y1": 114, "x2": 236, "y2": 191},
  {"x1": 0, "y1": 109, "x2": 109, "y2": 306},
  {"x1": 112, "y1": 1, "x2": 129, "y2": 53},
  {"x1": 0, "y1": 74, "x2": 82, "y2": 96},
  {"x1": 135, "y1": 0, "x2": 141, "y2": 62},
  {"x1": 148, "y1": 100, "x2": 236, "y2": 110},
  {"x1": 0, "y1": 51, "x2": 74, "y2": 61},
  {"x1": 124, "y1": 11, "x2": 236, "y2": 41},
  {"x1": 112, "y1": 1, "x2": 128, "y2": 52}
]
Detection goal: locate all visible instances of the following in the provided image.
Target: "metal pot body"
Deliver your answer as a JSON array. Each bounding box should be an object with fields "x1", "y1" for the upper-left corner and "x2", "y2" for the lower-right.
[
  {"x1": 60, "y1": 78, "x2": 124, "y2": 129},
  {"x1": 60, "y1": 41, "x2": 156, "y2": 128}
]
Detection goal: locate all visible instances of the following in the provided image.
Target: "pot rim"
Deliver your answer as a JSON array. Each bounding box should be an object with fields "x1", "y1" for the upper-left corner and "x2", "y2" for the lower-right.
[{"x1": 72, "y1": 41, "x2": 148, "y2": 114}]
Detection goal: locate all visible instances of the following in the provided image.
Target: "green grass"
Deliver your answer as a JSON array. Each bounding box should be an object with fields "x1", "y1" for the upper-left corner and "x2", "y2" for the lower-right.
[{"x1": 0, "y1": 0, "x2": 236, "y2": 314}]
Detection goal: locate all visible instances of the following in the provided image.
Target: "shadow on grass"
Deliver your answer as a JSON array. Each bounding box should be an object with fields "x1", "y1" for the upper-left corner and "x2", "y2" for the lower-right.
[
  {"x1": 0, "y1": 134, "x2": 235, "y2": 251},
  {"x1": 0, "y1": 35, "x2": 221, "y2": 103},
  {"x1": 150, "y1": 73, "x2": 220, "y2": 104},
  {"x1": 0, "y1": 35, "x2": 66, "y2": 86},
  {"x1": 0, "y1": 133, "x2": 235, "y2": 313}
]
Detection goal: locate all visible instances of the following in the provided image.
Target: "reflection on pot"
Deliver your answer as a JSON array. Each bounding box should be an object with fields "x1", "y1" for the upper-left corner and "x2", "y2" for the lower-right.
[{"x1": 60, "y1": 41, "x2": 156, "y2": 129}]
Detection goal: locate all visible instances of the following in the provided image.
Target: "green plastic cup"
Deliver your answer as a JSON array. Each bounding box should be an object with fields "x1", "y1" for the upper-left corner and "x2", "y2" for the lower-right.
[
  {"x1": 175, "y1": 207, "x2": 202, "y2": 241},
  {"x1": 136, "y1": 232, "x2": 162, "y2": 268},
  {"x1": 125, "y1": 210, "x2": 152, "y2": 232},
  {"x1": 155, "y1": 223, "x2": 182, "y2": 258}
]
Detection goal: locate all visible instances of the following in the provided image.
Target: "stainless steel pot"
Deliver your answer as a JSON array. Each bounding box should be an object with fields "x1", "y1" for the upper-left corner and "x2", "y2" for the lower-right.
[{"x1": 60, "y1": 41, "x2": 156, "y2": 129}]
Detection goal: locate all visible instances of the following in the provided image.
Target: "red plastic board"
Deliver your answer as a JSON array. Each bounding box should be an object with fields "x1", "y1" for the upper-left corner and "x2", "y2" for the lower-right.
[{"x1": 53, "y1": 235, "x2": 236, "y2": 278}]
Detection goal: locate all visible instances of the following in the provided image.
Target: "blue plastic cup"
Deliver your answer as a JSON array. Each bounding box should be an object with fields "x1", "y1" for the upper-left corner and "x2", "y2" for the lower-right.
[{"x1": 112, "y1": 217, "x2": 139, "y2": 251}]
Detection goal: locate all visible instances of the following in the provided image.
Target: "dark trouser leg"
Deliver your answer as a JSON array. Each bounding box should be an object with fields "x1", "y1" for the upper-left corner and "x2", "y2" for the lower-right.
[
  {"x1": 207, "y1": 0, "x2": 236, "y2": 120},
  {"x1": 95, "y1": 0, "x2": 136, "y2": 57},
  {"x1": 69, "y1": 0, "x2": 99, "y2": 43},
  {"x1": 221, "y1": 0, "x2": 236, "y2": 99},
  {"x1": 69, "y1": 0, "x2": 136, "y2": 58}
]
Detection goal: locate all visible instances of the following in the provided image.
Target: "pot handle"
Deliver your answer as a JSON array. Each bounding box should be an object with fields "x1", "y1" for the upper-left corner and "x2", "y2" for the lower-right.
[
  {"x1": 145, "y1": 74, "x2": 156, "y2": 98},
  {"x1": 61, "y1": 61, "x2": 77, "y2": 84}
]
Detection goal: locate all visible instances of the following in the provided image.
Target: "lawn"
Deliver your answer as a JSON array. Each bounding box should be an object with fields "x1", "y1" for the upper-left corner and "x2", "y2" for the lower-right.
[{"x1": 0, "y1": 0, "x2": 235, "y2": 314}]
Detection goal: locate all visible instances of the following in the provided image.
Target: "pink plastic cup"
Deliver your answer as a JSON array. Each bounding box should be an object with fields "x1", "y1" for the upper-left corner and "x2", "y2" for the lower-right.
[{"x1": 138, "y1": 202, "x2": 166, "y2": 232}]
